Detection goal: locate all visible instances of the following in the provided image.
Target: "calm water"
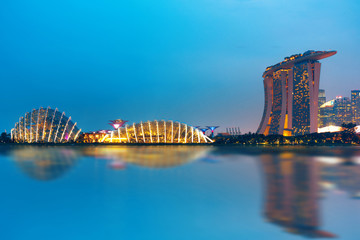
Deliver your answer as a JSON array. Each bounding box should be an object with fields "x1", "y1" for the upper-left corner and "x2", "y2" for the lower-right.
[{"x1": 1, "y1": 145, "x2": 360, "y2": 240}]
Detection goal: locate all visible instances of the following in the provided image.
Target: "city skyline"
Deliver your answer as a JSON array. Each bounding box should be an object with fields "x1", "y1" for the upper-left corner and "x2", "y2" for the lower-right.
[
  {"x1": 318, "y1": 89, "x2": 360, "y2": 129},
  {"x1": 1, "y1": 0, "x2": 360, "y2": 133}
]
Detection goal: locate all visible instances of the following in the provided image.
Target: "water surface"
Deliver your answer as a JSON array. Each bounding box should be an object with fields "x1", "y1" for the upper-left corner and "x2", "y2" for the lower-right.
[{"x1": 1, "y1": 145, "x2": 360, "y2": 239}]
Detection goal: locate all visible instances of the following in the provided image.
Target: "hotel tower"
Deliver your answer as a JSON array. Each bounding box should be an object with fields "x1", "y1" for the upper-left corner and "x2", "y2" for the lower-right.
[{"x1": 257, "y1": 50, "x2": 336, "y2": 136}]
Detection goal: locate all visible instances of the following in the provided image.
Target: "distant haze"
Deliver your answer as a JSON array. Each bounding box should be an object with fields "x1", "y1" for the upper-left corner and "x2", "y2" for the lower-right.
[{"x1": 1, "y1": 0, "x2": 359, "y2": 133}]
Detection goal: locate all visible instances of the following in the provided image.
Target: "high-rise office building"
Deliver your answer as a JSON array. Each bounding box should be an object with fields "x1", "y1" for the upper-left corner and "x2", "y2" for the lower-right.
[
  {"x1": 318, "y1": 89, "x2": 326, "y2": 107},
  {"x1": 257, "y1": 50, "x2": 336, "y2": 136},
  {"x1": 318, "y1": 89, "x2": 326, "y2": 128},
  {"x1": 319, "y1": 99, "x2": 335, "y2": 128},
  {"x1": 351, "y1": 90, "x2": 360, "y2": 125},
  {"x1": 334, "y1": 96, "x2": 352, "y2": 126},
  {"x1": 318, "y1": 96, "x2": 353, "y2": 128}
]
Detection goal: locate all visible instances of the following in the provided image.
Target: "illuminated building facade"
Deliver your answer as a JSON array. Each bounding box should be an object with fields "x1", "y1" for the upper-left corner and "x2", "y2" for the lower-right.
[
  {"x1": 88, "y1": 120, "x2": 213, "y2": 144},
  {"x1": 318, "y1": 89, "x2": 326, "y2": 128},
  {"x1": 318, "y1": 91, "x2": 360, "y2": 130},
  {"x1": 351, "y1": 90, "x2": 360, "y2": 125},
  {"x1": 318, "y1": 125, "x2": 343, "y2": 133},
  {"x1": 318, "y1": 89, "x2": 326, "y2": 107},
  {"x1": 319, "y1": 99, "x2": 335, "y2": 127},
  {"x1": 319, "y1": 96, "x2": 352, "y2": 128},
  {"x1": 257, "y1": 50, "x2": 336, "y2": 136},
  {"x1": 10, "y1": 108, "x2": 212, "y2": 144},
  {"x1": 11, "y1": 107, "x2": 81, "y2": 143},
  {"x1": 333, "y1": 96, "x2": 352, "y2": 125},
  {"x1": 81, "y1": 130, "x2": 109, "y2": 143}
]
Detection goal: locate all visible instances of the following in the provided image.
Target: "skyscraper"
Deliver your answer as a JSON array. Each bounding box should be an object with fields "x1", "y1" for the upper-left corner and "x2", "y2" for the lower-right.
[
  {"x1": 351, "y1": 90, "x2": 360, "y2": 125},
  {"x1": 333, "y1": 96, "x2": 352, "y2": 126},
  {"x1": 318, "y1": 89, "x2": 326, "y2": 128},
  {"x1": 319, "y1": 99, "x2": 335, "y2": 128},
  {"x1": 318, "y1": 89, "x2": 326, "y2": 107},
  {"x1": 319, "y1": 96, "x2": 353, "y2": 128},
  {"x1": 257, "y1": 50, "x2": 336, "y2": 136}
]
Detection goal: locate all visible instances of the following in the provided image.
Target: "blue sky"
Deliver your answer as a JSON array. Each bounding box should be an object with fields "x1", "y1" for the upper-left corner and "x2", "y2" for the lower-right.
[{"x1": 1, "y1": 0, "x2": 359, "y2": 132}]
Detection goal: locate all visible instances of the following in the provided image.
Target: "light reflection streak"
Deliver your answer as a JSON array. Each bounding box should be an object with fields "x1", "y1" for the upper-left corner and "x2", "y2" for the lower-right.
[
  {"x1": 84, "y1": 146, "x2": 210, "y2": 169},
  {"x1": 11, "y1": 147, "x2": 78, "y2": 181},
  {"x1": 3, "y1": 145, "x2": 360, "y2": 239},
  {"x1": 6, "y1": 146, "x2": 211, "y2": 180}
]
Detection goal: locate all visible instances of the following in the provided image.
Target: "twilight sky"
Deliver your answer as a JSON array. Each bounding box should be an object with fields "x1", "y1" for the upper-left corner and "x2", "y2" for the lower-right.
[{"x1": 1, "y1": 0, "x2": 359, "y2": 133}]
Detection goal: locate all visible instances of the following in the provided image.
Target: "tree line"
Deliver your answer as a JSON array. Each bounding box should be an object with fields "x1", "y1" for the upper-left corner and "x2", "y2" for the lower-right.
[{"x1": 214, "y1": 123, "x2": 360, "y2": 145}]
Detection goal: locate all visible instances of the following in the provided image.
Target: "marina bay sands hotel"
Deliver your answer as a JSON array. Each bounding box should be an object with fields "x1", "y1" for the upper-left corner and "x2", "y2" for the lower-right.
[{"x1": 257, "y1": 50, "x2": 336, "y2": 136}]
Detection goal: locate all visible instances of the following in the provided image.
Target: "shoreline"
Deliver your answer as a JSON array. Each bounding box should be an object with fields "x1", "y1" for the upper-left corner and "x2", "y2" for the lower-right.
[{"x1": 0, "y1": 142, "x2": 359, "y2": 146}]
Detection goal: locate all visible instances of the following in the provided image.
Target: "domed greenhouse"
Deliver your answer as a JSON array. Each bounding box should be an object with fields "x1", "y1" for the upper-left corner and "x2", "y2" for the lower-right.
[
  {"x1": 102, "y1": 120, "x2": 213, "y2": 144},
  {"x1": 11, "y1": 107, "x2": 81, "y2": 143}
]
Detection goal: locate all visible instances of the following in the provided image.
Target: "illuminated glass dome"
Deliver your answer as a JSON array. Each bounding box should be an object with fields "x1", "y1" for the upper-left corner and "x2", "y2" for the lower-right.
[
  {"x1": 11, "y1": 107, "x2": 82, "y2": 143},
  {"x1": 103, "y1": 120, "x2": 213, "y2": 144}
]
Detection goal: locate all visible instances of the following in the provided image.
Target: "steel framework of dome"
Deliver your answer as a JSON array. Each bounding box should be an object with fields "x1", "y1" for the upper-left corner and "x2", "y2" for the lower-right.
[
  {"x1": 102, "y1": 120, "x2": 213, "y2": 144},
  {"x1": 11, "y1": 107, "x2": 82, "y2": 143}
]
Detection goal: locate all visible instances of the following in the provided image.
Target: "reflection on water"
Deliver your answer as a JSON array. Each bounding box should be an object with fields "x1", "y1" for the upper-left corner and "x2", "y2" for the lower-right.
[
  {"x1": 211, "y1": 146, "x2": 360, "y2": 239},
  {"x1": 8, "y1": 145, "x2": 211, "y2": 180},
  {"x1": 11, "y1": 147, "x2": 78, "y2": 181},
  {"x1": 1, "y1": 145, "x2": 360, "y2": 239},
  {"x1": 261, "y1": 153, "x2": 336, "y2": 238},
  {"x1": 82, "y1": 145, "x2": 210, "y2": 169},
  {"x1": 318, "y1": 157, "x2": 360, "y2": 199}
]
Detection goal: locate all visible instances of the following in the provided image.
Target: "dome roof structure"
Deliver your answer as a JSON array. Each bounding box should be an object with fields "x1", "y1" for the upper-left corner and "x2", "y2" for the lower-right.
[
  {"x1": 11, "y1": 107, "x2": 81, "y2": 143},
  {"x1": 103, "y1": 120, "x2": 213, "y2": 144}
]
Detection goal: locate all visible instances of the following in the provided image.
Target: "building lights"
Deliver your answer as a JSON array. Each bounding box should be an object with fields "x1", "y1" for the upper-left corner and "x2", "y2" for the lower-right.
[
  {"x1": 11, "y1": 107, "x2": 81, "y2": 143},
  {"x1": 109, "y1": 119, "x2": 128, "y2": 130},
  {"x1": 257, "y1": 50, "x2": 337, "y2": 136},
  {"x1": 90, "y1": 120, "x2": 213, "y2": 144},
  {"x1": 318, "y1": 125, "x2": 343, "y2": 133}
]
